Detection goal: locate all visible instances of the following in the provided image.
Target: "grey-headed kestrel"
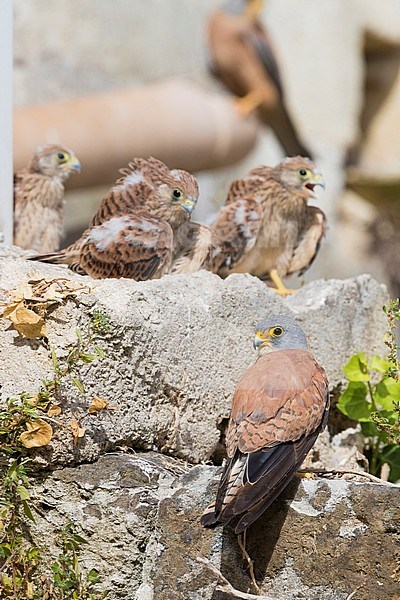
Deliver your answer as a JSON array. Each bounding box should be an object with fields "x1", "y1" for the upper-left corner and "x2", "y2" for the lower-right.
[
  {"x1": 201, "y1": 314, "x2": 329, "y2": 533},
  {"x1": 206, "y1": 156, "x2": 326, "y2": 295},
  {"x1": 208, "y1": 0, "x2": 311, "y2": 156},
  {"x1": 14, "y1": 144, "x2": 81, "y2": 252},
  {"x1": 31, "y1": 158, "x2": 202, "y2": 280}
]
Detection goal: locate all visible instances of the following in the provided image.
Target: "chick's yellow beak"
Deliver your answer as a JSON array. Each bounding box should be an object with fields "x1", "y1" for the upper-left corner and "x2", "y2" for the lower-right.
[
  {"x1": 66, "y1": 155, "x2": 81, "y2": 173},
  {"x1": 181, "y1": 198, "x2": 196, "y2": 214},
  {"x1": 308, "y1": 171, "x2": 325, "y2": 191}
]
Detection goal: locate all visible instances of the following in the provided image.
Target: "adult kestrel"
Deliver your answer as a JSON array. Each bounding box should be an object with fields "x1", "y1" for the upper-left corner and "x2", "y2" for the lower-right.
[
  {"x1": 206, "y1": 156, "x2": 326, "y2": 294},
  {"x1": 201, "y1": 314, "x2": 329, "y2": 533},
  {"x1": 31, "y1": 158, "x2": 199, "y2": 280},
  {"x1": 208, "y1": 0, "x2": 311, "y2": 156},
  {"x1": 14, "y1": 144, "x2": 81, "y2": 252}
]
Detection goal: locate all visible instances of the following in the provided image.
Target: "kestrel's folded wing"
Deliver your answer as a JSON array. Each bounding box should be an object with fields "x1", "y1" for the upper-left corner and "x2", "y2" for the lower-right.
[
  {"x1": 170, "y1": 222, "x2": 215, "y2": 274},
  {"x1": 201, "y1": 349, "x2": 329, "y2": 533},
  {"x1": 92, "y1": 162, "x2": 163, "y2": 227},
  {"x1": 245, "y1": 22, "x2": 283, "y2": 96},
  {"x1": 208, "y1": 198, "x2": 262, "y2": 274},
  {"x1": 288, "y1": 207, "x2": 327, "y2": 277},
  {"x1": 80, "y1": 213, "x2": 173, "y2": 280}
]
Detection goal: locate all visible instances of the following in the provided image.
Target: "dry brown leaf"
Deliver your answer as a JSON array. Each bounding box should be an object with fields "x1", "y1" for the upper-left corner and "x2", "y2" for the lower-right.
[
  {"x1": 3, "y1": 302, "x2": 47, "y2": 338},
  {"x1": 88, "y1": 396, "x2": 109, "y2": 414},
  {"x1": 19, "y1": 419, "x2": 53, "y2": 448},
  {"x1": 2, "y1": 277, "x2": 91, "y2": 337},
  {"x1": 70, "y1": 418, "x2": 86, "y2": 445},
  {"x1": 47, "y1": 404, "x2": 62, "y2": 417}
]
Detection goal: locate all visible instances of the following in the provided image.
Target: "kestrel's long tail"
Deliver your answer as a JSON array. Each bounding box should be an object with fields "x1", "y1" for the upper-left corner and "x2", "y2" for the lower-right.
[{"x1": 28, "y1": 238, "x2": 86, "y2": 274}]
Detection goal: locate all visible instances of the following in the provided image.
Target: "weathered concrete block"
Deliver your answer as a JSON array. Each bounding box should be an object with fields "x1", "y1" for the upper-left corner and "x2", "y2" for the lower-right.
[
  {"x1": 0, "y1": 258, "x2": 388, "y2": 467},
  {"x1": 29, "y1": 453, "x2": 400, "y2": 600}
]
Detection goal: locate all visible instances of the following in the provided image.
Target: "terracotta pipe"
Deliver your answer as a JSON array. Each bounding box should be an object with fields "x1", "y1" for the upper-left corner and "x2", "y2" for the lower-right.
[{"x1": 14, "y1": 79, "x2": 259, "y2": 188}]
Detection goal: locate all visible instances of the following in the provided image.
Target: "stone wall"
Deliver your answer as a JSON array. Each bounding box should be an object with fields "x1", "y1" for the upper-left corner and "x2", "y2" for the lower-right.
[{"x1": 1, "y1": 256, "x2": 398, "y2": 598}]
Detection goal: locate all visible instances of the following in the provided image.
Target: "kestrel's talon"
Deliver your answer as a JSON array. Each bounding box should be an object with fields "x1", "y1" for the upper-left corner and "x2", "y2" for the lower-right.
[
  {"x1": 295, "y1": 471, "x2": 316, "y2": 479},
  {"x1": 14, "y1": 144, "x2": 81, "y2": 253},
  {"x1": 30, "y1": 157, "x2": 201, "y2": 281},
  {"x1": 201, "y1": 314, "x2": 329, "y2": 533},
  {"x1": 269, "y1": 269, "x2": 296, "y2": 296},
  {"x1": 272, "y1": 287, "x2": 296, "y2": 297}
]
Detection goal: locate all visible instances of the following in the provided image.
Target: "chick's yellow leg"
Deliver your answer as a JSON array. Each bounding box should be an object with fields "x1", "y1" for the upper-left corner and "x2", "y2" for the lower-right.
[{"x1": 269, "y1": 269, "x2": 295, "y2": 297}]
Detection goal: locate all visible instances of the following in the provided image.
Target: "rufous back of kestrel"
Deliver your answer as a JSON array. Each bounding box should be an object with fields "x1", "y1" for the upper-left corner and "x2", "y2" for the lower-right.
[{"x1": 201, "y1": 314, "x2": 329, "y2": 533}]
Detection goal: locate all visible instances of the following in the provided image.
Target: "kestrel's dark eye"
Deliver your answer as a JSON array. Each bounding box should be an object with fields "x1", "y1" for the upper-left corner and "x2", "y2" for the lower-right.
[
  {"x1": 299, "y1": 169, "x2": 307, "y2": 176},
  {"x1": 272, "y1": 326, "x2": 283, "y2": 337},
  {"x1": 57, "y1": 152, "x2": 66, "y2": 161},
  {"x1": 173, "y1": 189, "x2": 182, "y2": 199}
]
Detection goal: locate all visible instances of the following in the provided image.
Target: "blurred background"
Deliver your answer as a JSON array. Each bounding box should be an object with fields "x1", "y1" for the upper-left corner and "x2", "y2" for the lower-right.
[{"x1": 12, "y1": 0, "x2": 400, "y2": 295}]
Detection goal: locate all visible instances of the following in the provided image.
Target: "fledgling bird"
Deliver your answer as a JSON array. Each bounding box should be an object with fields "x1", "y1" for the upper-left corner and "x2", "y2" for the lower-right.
[
  {"x1": 201, "y1": 314, "x2": 329, "y2": 533},
  {"x1": 207, "y1": 156, "x2": 326, "y2": 295},
  {"x1": 208, "y1": 0, "x2": 311, "y2": 156},
  {"x1": 30, "y1": 158, "x2": 200, "y2": 280},
  {"x1": 169, "y1": 221, "x2": 215, "y2": 275},
  {"x1": 14, "y1": 144, "x2": 81, "y2": 252}
]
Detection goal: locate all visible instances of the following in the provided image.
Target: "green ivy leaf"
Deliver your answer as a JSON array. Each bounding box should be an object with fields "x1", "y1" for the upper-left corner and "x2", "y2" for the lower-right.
[
  {"x1": 360, "y1": 421, "x2": 380, "y2": 437},
  {"x1": 374, "y1": 377, "x2": 400, "y2": 410},
  {"x1": 380, "y1": 444, "x2": 400, "y2": 482},
  {"x1": 337, "y1": 381, "x2": 372, "y2": 421},
  {"x1": 343, "y1": 352, "x2": 370, "y2": 382},
  {"x1": 369, "y1": 355, "x2": 391, "y2": 373}
]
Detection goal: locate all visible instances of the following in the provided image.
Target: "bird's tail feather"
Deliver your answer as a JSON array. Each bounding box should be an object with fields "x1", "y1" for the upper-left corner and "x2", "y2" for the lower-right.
[{"x1": 28, "y1": 251, "x2": 69, "y2": 265}]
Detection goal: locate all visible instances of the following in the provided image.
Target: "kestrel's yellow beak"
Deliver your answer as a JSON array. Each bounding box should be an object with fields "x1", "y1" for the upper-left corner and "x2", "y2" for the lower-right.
[
  {"x1": 181, "y1": 198, "x2": 196, "y2": 215},
  {"x1": 66, "y1": 155, "x2": 81, "y2": 173},
  {"x1": 253, "y1": 331, "x2": 270, "y2": 350},
  {"x1": 306, "y1": 171, "x2": 325, "y2": 192}
]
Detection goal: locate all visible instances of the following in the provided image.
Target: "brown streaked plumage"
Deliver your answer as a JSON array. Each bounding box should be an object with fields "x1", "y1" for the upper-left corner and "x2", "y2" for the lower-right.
[
  {"x1": 91, "y1": 156, "x2": 172, "y2": 226},
  {"x1": 30, "y1": 158, "x2": 200, "y2": 280},
  {"x1": 206, "y1": 156, "x2": 326, "y2": 292},
  {"x1": 79, "y1": 214, "x2": 173, "y2": 280},
  {"x1": 13, "y1": 144, "x2": 81, "y2": 252},
  {"x1": 169, "y1": 221, "x2": 215, "y2": 275},
  {"x1": 201, "y1": 314, "x2": 329, "y2": 533},
  {"x1": 208, "y1": 0, "x2": 311, "y2": 156}
]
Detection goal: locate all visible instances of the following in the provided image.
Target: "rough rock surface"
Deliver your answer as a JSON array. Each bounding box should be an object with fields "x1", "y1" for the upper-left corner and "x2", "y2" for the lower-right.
[
  {"x1": 0, "y1": 257, "x2": 388, "y2": 468},
  {"x1": 30, "y1": 452, "x2": 400, "y2": 600},
  {"x1": 1, "y1": 258, "x2": 396, "y2": 598}
]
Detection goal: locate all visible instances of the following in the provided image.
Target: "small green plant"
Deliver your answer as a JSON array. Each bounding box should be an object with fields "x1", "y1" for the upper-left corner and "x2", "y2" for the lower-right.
[
  {"x1": 0, "y1": 310, "x2": 111, "y2": 598},
  {"x1": 337, "y1": 300, "x2": 400, "y2": 482},
  {"x1": 51, "y1": 523, "x2": 102, "y2": 599},
  {"x1": 0, "y1": 459, "x2": 38, "y2": 599}
]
